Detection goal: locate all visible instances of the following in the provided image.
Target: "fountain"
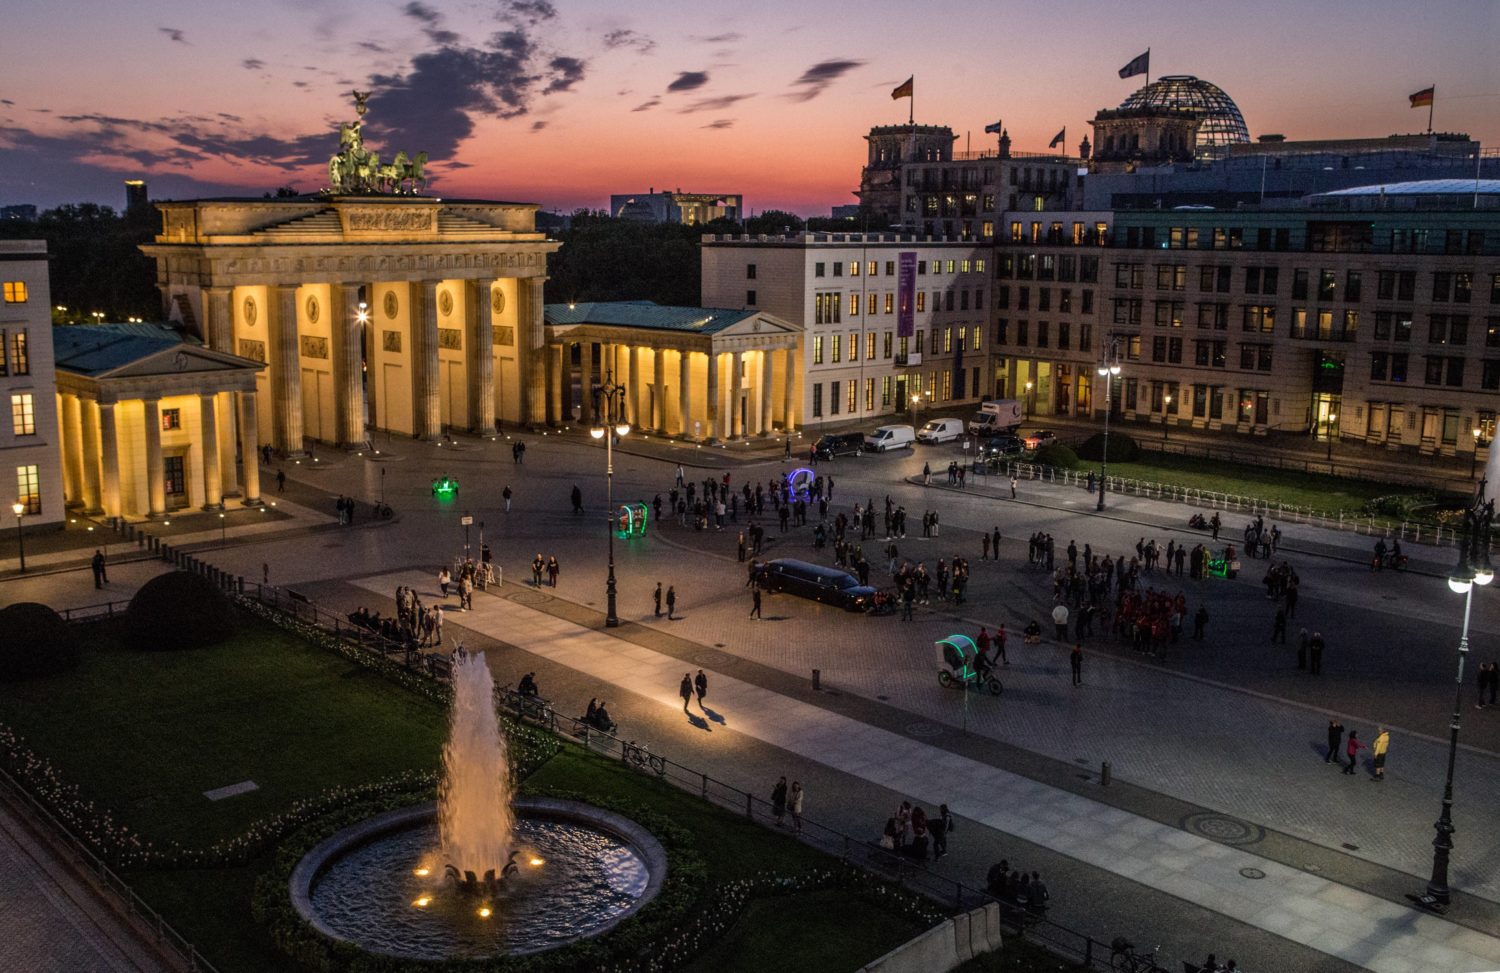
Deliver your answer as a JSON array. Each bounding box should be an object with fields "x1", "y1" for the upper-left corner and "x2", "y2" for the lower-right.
[
  {"x1": 289, "y1": 647, "x2": 667, "y2": 960},
  {"x1": 438, "y1": 650, "x2": 515, "y2": 897}
]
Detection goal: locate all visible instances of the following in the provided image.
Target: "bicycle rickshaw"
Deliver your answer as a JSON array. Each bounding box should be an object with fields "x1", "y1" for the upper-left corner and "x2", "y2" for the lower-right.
[{"x1": 936, "y1": 634, "x2": 1003, "y2": 696}]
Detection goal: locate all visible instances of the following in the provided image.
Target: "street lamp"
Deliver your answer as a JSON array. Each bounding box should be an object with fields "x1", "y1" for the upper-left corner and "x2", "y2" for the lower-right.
[
  {"x1": 1326, "y1": 412, "x2": 1338, "y2": 463},
  {"x1": 1024, "y1": 380, "x2": 1034, "y2": 418},
  {"x1": 1414, "y1": 482, "x2": 1494, "y2": 913},
  {"x1": 591, "y1": 372, "x2": 630, "y2": 628},
  {"x1": 1163, "y1": 394, "x2": 1173, "y2": 443},
  {"x1": 1095, "y1": 337, "x2": 1122, "y2": 512},
  {"x1": 1471, "y1": 428, "x2": 1484, "y2": 480},
  {"x1": 11, "y1": 502, "x2": 24, "y2": 573}
]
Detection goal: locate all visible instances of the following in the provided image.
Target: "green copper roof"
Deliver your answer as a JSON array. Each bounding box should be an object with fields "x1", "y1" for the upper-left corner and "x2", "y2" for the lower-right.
[
  {"x1": 52, "y1": 323, "x2": 197, "y2": 377},
  {"x1": 544, "y1": 301, "x2": 757, "y2": 335}
]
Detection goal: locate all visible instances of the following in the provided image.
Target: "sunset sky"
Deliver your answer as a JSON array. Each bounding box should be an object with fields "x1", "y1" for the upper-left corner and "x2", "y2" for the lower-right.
[{"x1": 3, "y1": 0, "x2": 1497, "y2": 215}]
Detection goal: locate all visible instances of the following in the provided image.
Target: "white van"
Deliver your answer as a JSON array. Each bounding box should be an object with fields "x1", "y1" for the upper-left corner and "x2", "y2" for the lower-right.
[
  {"x1": 967, "y1": 399, "x2": 1024, "y2": 435},
  {"x1": 917, "y1": 418, "x2": 964, "y2": 444},
  {"x1": 865, "y1": 424, "x2": 916, "y2": 452}
]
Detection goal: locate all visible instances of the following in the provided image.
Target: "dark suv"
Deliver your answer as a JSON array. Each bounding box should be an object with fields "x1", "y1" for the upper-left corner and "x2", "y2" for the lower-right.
[
  {"x1": 756, "y1": 559, "x2": 875, "y2": 612},
  {"x1": 980, "y1": 434, "x2": 1026, "y2": 458},
  {"x1": 813, "y1": 432, "x2": 865, "y2": 459}
]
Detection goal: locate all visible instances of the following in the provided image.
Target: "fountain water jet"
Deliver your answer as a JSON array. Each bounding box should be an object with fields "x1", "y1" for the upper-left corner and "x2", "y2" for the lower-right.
[{"x1": 438, "y1": 649, "x2": 514, "y2": 896}]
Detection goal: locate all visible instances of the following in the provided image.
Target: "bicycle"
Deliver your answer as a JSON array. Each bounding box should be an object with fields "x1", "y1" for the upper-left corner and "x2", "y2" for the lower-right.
[
  {"x1": 1110, "y1": 938, "x2": 1166, "y2": 973},
  {"x1": 373, "y1": 501, "x2": 393, "y2": 519},
  {"x1": 622, "y1": 740, "x2": 666, "y2": 777}
]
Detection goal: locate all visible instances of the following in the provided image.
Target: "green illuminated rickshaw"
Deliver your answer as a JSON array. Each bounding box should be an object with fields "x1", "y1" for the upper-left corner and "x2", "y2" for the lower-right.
[{"x1": 936, "y1": 634, "x2": 1003, "y2": 696}]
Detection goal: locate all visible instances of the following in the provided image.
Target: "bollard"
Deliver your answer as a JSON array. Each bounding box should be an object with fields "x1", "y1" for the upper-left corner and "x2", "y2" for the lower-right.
[
  {"x1": 812, "y1": 668, "x2": 821, "y2": 691},
  {"x1": 1100, "y1": 760, "x2": 1111, "y2": 786}
]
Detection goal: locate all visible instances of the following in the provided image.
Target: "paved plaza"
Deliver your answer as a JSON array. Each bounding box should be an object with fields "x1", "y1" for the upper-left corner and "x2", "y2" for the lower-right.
[{"x1": 6, "y1": 431, "x2": 1500, "y2": 971}]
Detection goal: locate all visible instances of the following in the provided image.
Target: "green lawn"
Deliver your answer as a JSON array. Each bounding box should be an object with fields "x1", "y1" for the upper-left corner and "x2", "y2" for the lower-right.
[
  {"x1": 1080, "y1": 452, "x2": 1443, "y2": 518},
  {"x1": 0, "y1": 614, "x2": 445, "y2": 848},
  {"x1": 687, "y1": 889, "x2": 924, "y2": 972}
]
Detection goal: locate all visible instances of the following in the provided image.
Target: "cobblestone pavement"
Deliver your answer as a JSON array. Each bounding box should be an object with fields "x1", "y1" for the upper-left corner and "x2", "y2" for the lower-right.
[{"x1": 50, "y1": 431, "x2": 1500, "y2": 972}]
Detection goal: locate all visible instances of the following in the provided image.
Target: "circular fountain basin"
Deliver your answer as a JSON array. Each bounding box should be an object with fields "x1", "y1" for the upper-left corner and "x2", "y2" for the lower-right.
[{"x1": 290, "y1": 797, "x2": 667, "y2": 961}]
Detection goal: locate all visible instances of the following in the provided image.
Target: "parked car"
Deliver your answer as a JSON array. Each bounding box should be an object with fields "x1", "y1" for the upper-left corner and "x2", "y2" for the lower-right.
[
  {"x1": 865, "y1": 424, "x2": 916, "y2": 453},
  {"x1": 756, "y1": 559, "x2": 876, "y2": 612},
  {"x1": 979, "y1": 434, "x2": 1026, "y2": 458},
  {"x1": 1022, "y1": 429, "x2": 1058, "y2": 450},
  {"x1": 917, "y1": 418, "x2": 965, "y2": 444},
  {"x1": 813, "y1": 432, "x2": 865, "y2": 459}
]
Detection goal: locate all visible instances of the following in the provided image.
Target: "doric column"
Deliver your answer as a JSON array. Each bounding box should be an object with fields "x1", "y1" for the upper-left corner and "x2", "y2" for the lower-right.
[
  {"x1": 626, "y1": 346, "x2": 641, "y2": 426},
  {"x1": 331, "y1": 283, "x2": 367, "y2": 448},
  {"x1": 782, "y1": 347, "x2": 797, "y2": 433},
  {"x1": 654, "y1": 348, "x2": 668, "y2": 432},
  {"x1": 524, "y1": 277, "x2": 547, "y2": 426},
  {"x1": 547, "y1": 343, "x2": 563, "y2": 424},
  {"x1": 144, "y1": 397, "x2": 166, "y2": 517},
  {"x1": 238, "y1": 391, "x2": 262, "y2": 505},
  {"x1": 678, "y1": 351, "x2": 694, "y2": 438},
  {"x1": 60, "y1": 393, "x2": 83, "y2": 504},
  {"x1": 203, "y1": 286, "x2": 233, "y2": 352},
  {"x1": 98, "y1": 401, "x2": 121, "y2": 518},
  {"x1": 411, "y1": 280, "x2": 441, "y2": 440},
  {"x1": 217, "y1": 392, "x2": 239, "y2": 497},
  {"x1": 270, "y1": 285, "x2": 303, "y2": 454},
  {"x1": 706, "y1": 351, "x2": 721, "y2": 441},
  {"x1": 760, "y1": 350, "x2": 774, "y2": 435},
  {"x1": 199, "y1": 393, "x2": 223, "y2": 509},
  {"x1": 80, "y1": 397, "x2": 102, "y2": 512},
  {"x1": 730, "y1": 350, "x2": 744, "y2": 438},
  {"x1": 578, "y1": 340, "x2": 594, "y2": 423},
  {"x1": 468, "y1": 279, "x2": 496, "y2": 434}
]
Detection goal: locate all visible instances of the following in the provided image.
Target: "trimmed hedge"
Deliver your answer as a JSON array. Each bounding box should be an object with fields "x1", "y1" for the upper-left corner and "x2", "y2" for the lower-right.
[
  {"x1": 1032, "y1": 444, "x2": 1079, "y2": 469},
  {"x1": 0, "y1": 603, "x2": 80, "y2": 680},
  {"x1": 125, "y1": 571, "x2": 237, "y2": 650},
  {"x1": 1076, "y1": 431, "x2": 1140, "y2": 463}
]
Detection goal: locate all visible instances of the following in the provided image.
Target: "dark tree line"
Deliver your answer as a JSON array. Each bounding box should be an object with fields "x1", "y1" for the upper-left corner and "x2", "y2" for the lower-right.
[{"x1": 0, "y1": 203, "x2": 159, "y2": 323}]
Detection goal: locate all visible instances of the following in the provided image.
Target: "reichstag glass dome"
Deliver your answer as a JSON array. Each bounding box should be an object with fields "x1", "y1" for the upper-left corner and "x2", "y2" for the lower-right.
[{"x1": 1120, "y1": 75, "x2": 1250, "y2": 153}]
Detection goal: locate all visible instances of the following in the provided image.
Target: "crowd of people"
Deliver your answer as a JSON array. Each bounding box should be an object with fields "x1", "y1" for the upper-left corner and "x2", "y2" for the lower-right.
[
  {"x1": 984, "y1": 859, "x2": 1051, "y2": 916},
  {"x1": 879, "y1": 799, "x2": 956, "y2": 861}
]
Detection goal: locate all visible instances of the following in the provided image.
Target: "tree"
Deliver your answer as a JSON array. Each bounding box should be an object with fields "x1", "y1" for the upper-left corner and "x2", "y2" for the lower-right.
[
  {"x1": 0, "y1": 203, "x2": 159, "y2": 322},
  {"x1": 745, "y1": 209, "x2": 804, "y2": 236}
]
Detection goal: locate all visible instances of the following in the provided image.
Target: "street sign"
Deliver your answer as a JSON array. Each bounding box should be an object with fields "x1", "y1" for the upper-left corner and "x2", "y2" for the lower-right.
[{"x1": 460, "y1": 516, "x2": 474, "y2": 526}]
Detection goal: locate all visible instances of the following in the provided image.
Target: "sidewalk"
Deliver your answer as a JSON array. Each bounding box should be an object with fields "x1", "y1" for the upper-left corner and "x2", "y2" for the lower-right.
[{"x1": 344, "y1": 569, "x2": 1500, "y2": 973}]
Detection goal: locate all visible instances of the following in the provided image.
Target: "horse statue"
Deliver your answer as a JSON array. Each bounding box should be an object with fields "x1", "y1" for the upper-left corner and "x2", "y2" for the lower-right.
[
  {"x1": 375, "y1": 151, "x2": 408, "y2": 193},
  {"x1": 404, "y1": 151, "x2": 429, "y2": 194},
  {"x1": 354, "y1": 151, "x2": 380, "y2": 193}
]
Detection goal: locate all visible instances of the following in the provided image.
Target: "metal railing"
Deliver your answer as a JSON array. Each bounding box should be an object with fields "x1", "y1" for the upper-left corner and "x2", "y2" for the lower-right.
[{"x1": 0, "y1": 765, "x2": 217, "y2": 972}]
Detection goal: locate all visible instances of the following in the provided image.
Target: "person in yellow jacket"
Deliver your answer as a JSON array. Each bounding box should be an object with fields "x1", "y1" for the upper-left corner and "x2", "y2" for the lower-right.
[{"x1": 1372, "y1": 727, "x2": 1390, "y2": 782}]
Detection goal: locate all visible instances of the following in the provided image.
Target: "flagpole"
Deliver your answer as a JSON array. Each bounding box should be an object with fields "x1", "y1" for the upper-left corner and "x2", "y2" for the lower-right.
[
  {"x1": 1146, "y1": 47, "x2": 1150, "y2": 86},
  {"x1": 1428, "y1": 86, "x2": 1434, "y2": 135}
]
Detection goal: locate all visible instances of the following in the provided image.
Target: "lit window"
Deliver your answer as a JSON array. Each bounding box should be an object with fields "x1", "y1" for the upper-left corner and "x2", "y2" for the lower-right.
[
  {"x1": 868, "y1": 261, "x2": 877, "y2": 276},
  {"x1": 867, "y1": 331, "x2": 876, "y2": 360},
  {"x1": 884, "y1": 293, "x2": 894, "y2": 314},
  {"x1": 16, "y1": 464, "x2": 40, "y2": 515},
  {"x1": 9, "y1": 330, "x2": 28, "y2": 375},
  {"x1": 847, "y1": 380, "x2": 857, "y2": 413},
  {"x1": 849, "y1": 261, "x2": 860, "y2": 276},
  {"x1": 868, "y1": 294, "x2": 878, "y2": 315},
  {"x1": 916, "y1": 292, "x2": 926, "y2": 312},
  {"x1": 2, "y1": 281, "x2": 27, "y2": 303},
  {"x1": 11, "y1": 394, "x2": 35, "y2": 436},
  {"x1": 849, "y1": 293, "x2": 860, "y2": 316},
  {"x1": 162, "y1": 407, "x2": 182, "y2": 431},
  {"x1": 832, "y1": 335, "x2": 842, "y2": 363},
  {"x1": 812, "y1": 335, "x2": 824, "y2": 365},
  {"x1": 946, "y1": 260, "x2": 956, "y2": 274},
  {"x1": 975, "y1": 259, "x2": 986, "y2": 273}
]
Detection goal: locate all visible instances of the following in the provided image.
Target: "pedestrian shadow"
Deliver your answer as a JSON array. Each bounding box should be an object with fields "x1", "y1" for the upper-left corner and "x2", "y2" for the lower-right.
[
  {"x1": 1308, "y1": 740, "x2": 1333, "y2": 761},
  {"x1": 686, "y1": 712, "x2": 711, "y2": 732},
  {"x1": 701, "y1": 706, "x2": 726, "y2": 726}
]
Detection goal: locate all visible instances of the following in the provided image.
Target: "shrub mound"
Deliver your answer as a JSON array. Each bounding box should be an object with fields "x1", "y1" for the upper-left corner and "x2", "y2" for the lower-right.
[
  {"x1": 1076, "y1": 431, "x2": 1140, "y2": 463},
  {"x1": 0, "y1": 602, "x2": 81, "y2": 680},
  {"x1": 126, "y1": 571, "x2": 237, "y2": 651},
  {"x1": 1033, "y1": 444, "x2": 1079, "y2": 469}
]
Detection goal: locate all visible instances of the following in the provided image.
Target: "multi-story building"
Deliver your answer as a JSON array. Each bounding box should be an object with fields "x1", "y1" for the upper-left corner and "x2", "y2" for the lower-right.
[
  {"x1": 0, "y1": 241, "x2": 63, "y2": 529},
  {"x1": 609, "y1": 190, "x2": 742, "y2": 224},
  {"x1": 701, "y1": 233, "x2": 990, "y2": 428},
  {"x1": 1043, "y1": 180, "x2": 1500, "y2": 457},
  {"x1": 990, "y1": 212, "x2": 1113, "y2": 418}
]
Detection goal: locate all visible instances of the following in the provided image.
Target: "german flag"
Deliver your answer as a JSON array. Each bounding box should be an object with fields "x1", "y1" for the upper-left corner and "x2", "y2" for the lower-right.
[
  {"x1": 1409, "y1": 86, "x2": 1434, "y2": 108},
  {"x1": 891, "y1": 76, "x2": 913, "y2": 100}
]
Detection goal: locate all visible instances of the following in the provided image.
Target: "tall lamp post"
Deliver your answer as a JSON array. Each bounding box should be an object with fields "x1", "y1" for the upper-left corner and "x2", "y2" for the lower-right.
[
  {"x1": 1024, "y1": 380, "x2": 1034, "y2": 418},
  {"x1": 1095, "y1": 337, "x2": 1122, "y2": 512},
  {"x1": 11, "y1": 502, "x2": 24, "y2": 573},
  {"x1": 1163, "y1": 393, "x2": 1173, "y2": 443},
  {"x1": 1414, "y1": 482, "x2": 1494, "y2": 912},
  {"x1": 1326, "y1": 411, "x2": 1338, "y2": 463},
  {"x1": 591, "y1": 373, "x2": 630, "y2": 628},
  {"x1": 1471, "y1": 427, "x2": 1484, "y2": 480}
]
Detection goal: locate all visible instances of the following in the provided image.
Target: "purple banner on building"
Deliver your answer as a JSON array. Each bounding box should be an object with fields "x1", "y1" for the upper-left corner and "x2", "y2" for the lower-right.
[{"x1": 897, "y1": 251, "x2": 917, "y2": 337}]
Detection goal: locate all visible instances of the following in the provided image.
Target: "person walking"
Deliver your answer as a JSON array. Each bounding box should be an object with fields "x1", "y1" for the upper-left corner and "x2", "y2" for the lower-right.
[
  {"x1": 771, "y1": 777, "x2": 788, "y2": 827},
  {"x1": 438, "y1": 567, "x2": 451, "y2": 599},
  {"x1": 1477, "y1": 661, "x2": 1499, "y2": 708},
  {"x1": 653, "y1": 582, "x2": 663, "y2": 618},
  {"x1": 1193, "y1": 605, "x2": 1209, "y2": 640},
  {"x1": 432, "y1": 604, "x2": 444, "y2": 646},
  {"x1": 666, "y1": 585, "x2": 677, "y2": 620},
  {"x1": 981, "y1": 533, "x2": 991, "y2": 560},
  {"x1": 546, "y1": 555, "x2": 560, "y2": 587},
  {"x1": 923, "y1": 461, "x2": 931, "y2": 486},
  {"x1": 276, "y1": 468, "x2": 286, "y2": 492},
  {"x1": 694, "y1": 669, "x2": 708, "y2": 709},
  {"x1": 1271, "y1": 606, "x2": 1287, "y2": 644},
  {"x1": 1343, "y1": 729, "x2": 1364, "y2": 775},
  {"x1": 91, "y1": 549, "x2": 108, "y2": 589},
  {"x1": 1309, "y1": 631, "x2": 1325, "y2": 675},
  {"x1": 570, "y1": 485, "x2": 583, "y2": 514},
  {"x1": 750, "y1": 585, "x2": 762, "y2": 619},
  {"x1": 1010, "y1": 475, "x2": 1018, "y2": 499},
  {"x1": 1070, "y1": 643, "x2": 1083, "y2": 686},
  {"x1": 503, "y1": 485, "x2": 513, "y2": 512},
  {"x1": 1372, "y1": 727, "x2": 1389, "y2": 782},
  {"x1": 1326, "y1": 718, "x2": 1344, "y2": 763},
  {"x1": 931, "y1": 803, "x2": 953, "y2": 859},
  {"x1": 679, "y1": 673, "x2": 694, "y2": 712},
  {"x1": 995, "y1": 624, "x2": 1009, "y2": 665},
  {"x1": 787, "y1": 781, "x2": 804, "y2": 834}
]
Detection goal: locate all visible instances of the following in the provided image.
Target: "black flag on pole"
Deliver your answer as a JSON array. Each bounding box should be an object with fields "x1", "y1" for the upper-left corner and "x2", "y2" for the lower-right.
[{"x1": 1119, "y1": 50, "x2": 1149, "y2": 79}]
